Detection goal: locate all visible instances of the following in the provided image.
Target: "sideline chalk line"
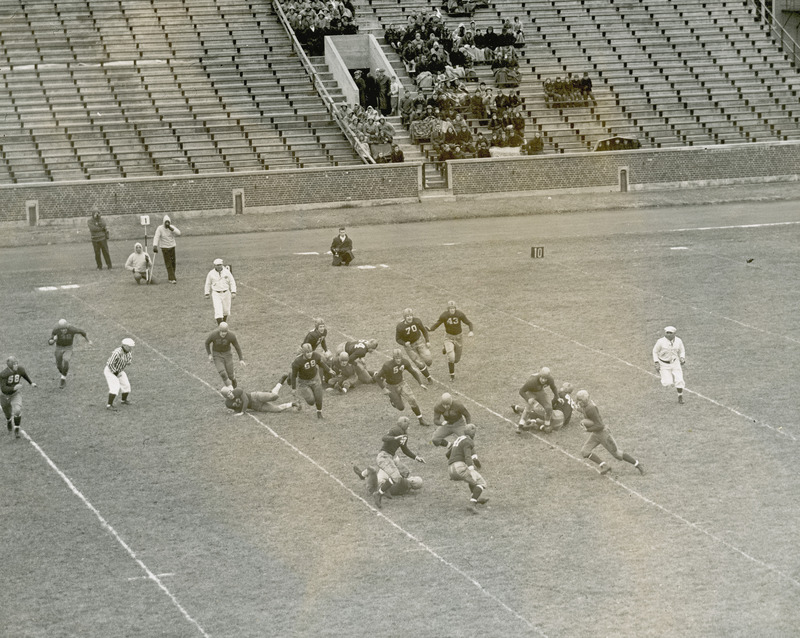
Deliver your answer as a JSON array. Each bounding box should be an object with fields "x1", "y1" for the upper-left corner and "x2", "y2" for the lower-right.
[{"x1": 20, "y1": 431, "x2": 211, "y2": 637}]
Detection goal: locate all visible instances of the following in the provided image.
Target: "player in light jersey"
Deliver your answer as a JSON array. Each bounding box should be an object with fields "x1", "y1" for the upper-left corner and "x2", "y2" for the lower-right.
[
  {"x1": 48, "y1": 318, "x2": 91, "y2": 388},
  {"x1": 428, "y1": 301, "x2": 473, "y2": 381}
]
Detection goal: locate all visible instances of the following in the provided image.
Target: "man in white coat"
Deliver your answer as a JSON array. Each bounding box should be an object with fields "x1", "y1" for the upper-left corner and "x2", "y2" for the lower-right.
[
  {"x1": 652, "y1": 326, "x2": 686, "y2": 404},
  {"x1": 204, "y1": 258, "x2": 237, "y2": 325}
]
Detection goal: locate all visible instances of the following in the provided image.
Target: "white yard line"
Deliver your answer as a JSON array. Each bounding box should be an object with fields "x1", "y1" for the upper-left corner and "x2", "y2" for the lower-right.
[{"x1": 20, "y1": 431, "x2": 211, "y2": 637}]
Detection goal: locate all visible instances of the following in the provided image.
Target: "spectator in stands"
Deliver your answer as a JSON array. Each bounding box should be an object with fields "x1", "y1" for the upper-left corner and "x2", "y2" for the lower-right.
[
  {"x1": 390, "y1": 76, "x2": 401, "y2": 115},
  {"x1": 390, "y1": 144, "x2": 405, "y2": 163},
  {"x1": 353, "y1": 70, "x2": 367, "y2": 108},
  {"x1": 374, "y1": 68, "x2": 392, "y2": 115},
  {"x1": 474, "y1": 133, "x2": 491, "y2": 157},
  {"x1": 285, "y1": 0, "x2": 357, "y2": 56},
  {"x1": 521, "y1": 131, "x2": 544, "y2": 155},
  {"x1": 87, "y1": 209, "x2": 112, "y2": 270}
]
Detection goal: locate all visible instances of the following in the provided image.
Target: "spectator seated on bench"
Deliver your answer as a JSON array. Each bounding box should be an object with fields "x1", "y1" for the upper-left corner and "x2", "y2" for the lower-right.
[
  {"x1": 544, "y1": 72, "x2": 595, "y2": 108},
  {"x1": 520, "y1": 132, "x2": 544, "y2": 155},
  {"x1": 283, "y1": 0, "x2": 358, "y2": 56}
]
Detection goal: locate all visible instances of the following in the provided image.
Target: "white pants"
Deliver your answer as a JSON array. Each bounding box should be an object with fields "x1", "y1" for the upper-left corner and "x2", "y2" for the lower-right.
[
  {"x1": 659, "y1": 360, "x2": 684, "y2": 389},
  {"x1": 212, "y1": 290, "x2": 232, "y2": 320},
  {"x1": 104, "y1": 366, "x2": 131, "y2": 395}
]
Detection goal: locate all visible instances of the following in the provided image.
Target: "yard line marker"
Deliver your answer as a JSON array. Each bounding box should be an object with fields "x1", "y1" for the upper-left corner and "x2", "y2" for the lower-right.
[
  {"x1": 73, "y1": 292, "x2": 545, "y2": 637},
  {"x1": 670, "y1": 246, "x2": 688, "y2": 250},
  {"x1": 19, "y1": 430, "x2": 211, "y2": 638},
  {"x1": 293, "y1": 252, "x2": 319, "y2": 255}
]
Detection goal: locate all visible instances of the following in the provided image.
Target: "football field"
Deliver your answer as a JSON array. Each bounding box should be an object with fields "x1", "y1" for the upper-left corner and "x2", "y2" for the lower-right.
[{"x1": 2, "y1": 198, "x2": 800, "y2": 637}]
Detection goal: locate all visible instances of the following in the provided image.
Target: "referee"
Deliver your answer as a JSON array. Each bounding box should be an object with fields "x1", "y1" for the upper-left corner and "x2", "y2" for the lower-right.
[{"x1": 104, "y1": 338, "x2": 135, "y2": 411}]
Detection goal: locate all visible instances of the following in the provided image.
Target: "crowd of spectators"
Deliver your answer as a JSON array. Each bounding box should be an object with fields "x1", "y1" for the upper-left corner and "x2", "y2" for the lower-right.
[
  {"x1": 352, "y1": 68, "x2": 401, "y2": 116},
  {"x1": 283, "y1": 0, "x2": 358, "y2": 55},
  {"x1": 544, "y1": 72, "x2": 594, "y2": 107},
  {"x1": 385, "y1": 10, "x2": 525, "y2": 91}
]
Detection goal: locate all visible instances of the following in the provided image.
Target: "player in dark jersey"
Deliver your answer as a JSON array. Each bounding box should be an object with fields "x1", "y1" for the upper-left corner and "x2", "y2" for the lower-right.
[
  {"x1": 514, "y1": 367, "x2": 563, "y2": 434},
  {"x1": 446, "y1": 423, "x2": 488, "y2": 514},
  {"x1": 353, "y1": 464, "x2": 423, "y2": 496},
  {"x1": 1, "y1": 355, "x2": 37, "y2": 439},
  {"x1": 205, "y1": 322, "x2": 245, "y2": 389},
  {"x1": 428, "y1": 301, "x2": 474, "y2": 381},
  {"x1": 334, "y1": 338, "x2": 378, "y2": 385},
  {"x1": 373, "y1": 416, "x2": 426, "y2": 508},
  {"x1": 395, "y1": 308, "x2": 433, "y2": 382},
  {"x1": 48, "y1": 318, "x2": 91, "y2": 388},
  {"x1": 303, "y1": 318, "x2": 330, "y2": 355},
  {"x1": 291, "y1": 343, "x2": 332, "y2": 419},
  {"x1": 514, "y1": 382, "x2": 576, "y2": 433},
  {"x1": 575, "y1": 390, "x2": 644, "y2": 476},
  {"x1": 374, "y1": 349, "x2": 430, "y2": 426},
  {"x1": 222, "y1": 375, "x2": 297, "y2": 415},
  {"x1": 326, "y1": 351, "x2": 370, "y2": 393},
  {"x1": 431, "y1": 392, "x2": 471, "y2": 447}
]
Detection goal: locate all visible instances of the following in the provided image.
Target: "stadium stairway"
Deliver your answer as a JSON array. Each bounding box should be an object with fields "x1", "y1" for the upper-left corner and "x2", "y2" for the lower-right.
[{"x1": 0, "y1": 0, "x2": 361, "y2": 184}]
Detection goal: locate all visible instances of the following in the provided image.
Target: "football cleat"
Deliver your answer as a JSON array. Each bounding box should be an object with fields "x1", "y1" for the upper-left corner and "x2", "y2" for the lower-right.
[
  {"x1": 678, "y1": 395, "x2": 684, "y2": 404},
  {"x1": 279, "y1": 373, "x2": 289, "y2": 385},
  {"x1": 291, "y1": 401, "x2": 301, "y2": 411},
  {"x1": 373, "y1": 492, "x2": 382, "y2": 509},
  {"x1": 467, "y1": 502, "x2": 479, "y2": 514},
  {"x1": 13, "y1": 427, "x2": 20, "y2": 439},
  {"x1": 121, "y1": 399, "x2": 131, "y2": 405},
  {"x1": 635, "y1": 461, "x2": 645, "y2": 475},
  {"x1": 59, "y1": 377, "x2": 66, "y2": 389},
  {"x1": 599, "y1": 463, "x2": 612, "y2": 475},
  {"x1": 316, "y1": 410, "x2": 323, "y2": 419},
  {"x1": 477, "y1": 495, "x2": 489, "y2": 505},
  {"x1": 418, "y1": 417, "x2": 431, "y2": 427},
  {"x1": 106, "y1": 405, "x2": 117, "y2": 411},
  {"x1": 6, "y1": 421, "x2": 11, "y2": 433},
  {"x1": 353, "y1": 465, "x2": 364, "y2": 479}
]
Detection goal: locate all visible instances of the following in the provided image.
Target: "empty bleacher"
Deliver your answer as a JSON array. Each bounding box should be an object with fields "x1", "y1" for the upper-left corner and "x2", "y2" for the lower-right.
[
  {"x1": 352, "y1": 0, "x2": 800, "y2": 161},
  {"x1": 0, "y1": 0, "x2": 361, "y2": 184}
]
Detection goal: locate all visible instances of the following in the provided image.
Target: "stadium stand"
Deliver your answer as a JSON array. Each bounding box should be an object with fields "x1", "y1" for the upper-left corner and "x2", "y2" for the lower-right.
[{"x1": 0, "y1": 0, "x2": 361, "y2": 184}]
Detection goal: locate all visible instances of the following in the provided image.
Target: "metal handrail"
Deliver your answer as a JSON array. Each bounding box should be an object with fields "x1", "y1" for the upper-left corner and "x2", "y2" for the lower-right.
[
  {"x1": 270, "y1": 0, "x2": 373, "y2": 164},
  {"x1": 747, "y1": 0, "x2": 800, "y2": 68}
]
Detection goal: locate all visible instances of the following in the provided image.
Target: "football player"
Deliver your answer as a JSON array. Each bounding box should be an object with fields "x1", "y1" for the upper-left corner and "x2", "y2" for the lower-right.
[{"x1": 48, "y1": 318, "x2": 91, "y2": 388}]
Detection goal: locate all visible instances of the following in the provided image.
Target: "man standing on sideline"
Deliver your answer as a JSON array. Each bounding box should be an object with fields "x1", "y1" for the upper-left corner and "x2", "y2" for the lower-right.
[
  {"x1": 204, "y1": 258, "x2": 237, "y2": 325},
  {"x1": 431, "y1": 392, "x2": 471, "y2": 448},
  {"x1": 49, "y1": 319, "x2": 92, "y2": 388},
  {"x1": 395, "y1": 308, "x2": 433, "y2": 382},
  {"x1": 428, "y1": 301, "x2": 474, "y2": 381},
  {"x1": 514, "y1": 367, "x2": 563, "y2": 433},
  {"x1": 446, "y1": 423, "x2": 489, "y2": 514},
  {"x1": 653, "y1": 326, "x2": 686, "y2": 404},
  {"x1": 291, "y1": 343, "x2": 332, "y2": 419},
  {"x1": 1, "y1": 356, "x2": 37, "y2": 439},
  {"x1": 374, "y1": 348, "x2": 430, "y2": 426},
  {"x1": 104, "y1": 338, "x2": 135, "y2": 411},
  {"x1": 124, "y1": 242, "x2": 153, "y2": 284},
  {"x1": 87, "y1": 209, "x2": 112, "y2": 270},
  {"x1": 372, "y1": 416, "x2": 426, "y2": 509},
  {"x1": 575, "y1": 390, "x2": 644, "y2": 476},
  {"x1": 331, "y1": 227, "x2": 354, "y2": 266},
  {"x1": 153, "y1": 214, "x2": 181, "y2": 283},
  {"x1": 205, "y1": 322, "x2": 245, "y2": 389}
]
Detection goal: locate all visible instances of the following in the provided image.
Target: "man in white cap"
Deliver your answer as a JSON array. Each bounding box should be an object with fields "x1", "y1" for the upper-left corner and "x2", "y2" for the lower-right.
[
  {"x1": 104, "y1": 338, "x2": 135, "y2": 411},
  {"x1": 48, "y1": 318, "x2": 91, "y2": 388},
  {"x1": 204, "y1": 258, "x2": 237, "y2": 325},
  {"x1": 652, "y1": 326, "x2": 686, "y2": 404}
]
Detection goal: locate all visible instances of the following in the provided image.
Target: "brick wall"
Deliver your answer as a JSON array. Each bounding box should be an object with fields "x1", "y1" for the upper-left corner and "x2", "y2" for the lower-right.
[
  {"x1": 449, "y1": 142, "x2": 800, "y2": 195},
  {"x1": 0, "y1": 163, "x2": 422, "y2": 224}
]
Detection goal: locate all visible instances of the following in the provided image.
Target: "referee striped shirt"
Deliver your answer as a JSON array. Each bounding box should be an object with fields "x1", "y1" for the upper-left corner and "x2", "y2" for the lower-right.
[{"x1": 106, "y1": 347, "x2": 132, "y2": 374}]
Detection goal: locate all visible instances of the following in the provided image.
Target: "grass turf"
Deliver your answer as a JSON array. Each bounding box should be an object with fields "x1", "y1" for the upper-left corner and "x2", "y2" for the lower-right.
[{"x1": 2, "y1": 204, "x2": 800, "y2": 637}]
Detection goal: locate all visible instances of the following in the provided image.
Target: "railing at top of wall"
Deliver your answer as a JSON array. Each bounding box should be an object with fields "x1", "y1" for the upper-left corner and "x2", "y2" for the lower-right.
[
  {"x1": 271, "y1": 0, "x2": 374, "y2": 165},
  {"x1": 748, "y1": 0, "x2": 800, "y2": 69}
]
